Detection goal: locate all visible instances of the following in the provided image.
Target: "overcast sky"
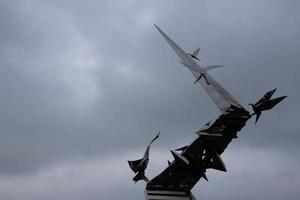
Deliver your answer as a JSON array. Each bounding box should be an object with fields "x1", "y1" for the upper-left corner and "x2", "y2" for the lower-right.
[{"x1": 0, "y1": 0, "x2": 299, "y2": 199}]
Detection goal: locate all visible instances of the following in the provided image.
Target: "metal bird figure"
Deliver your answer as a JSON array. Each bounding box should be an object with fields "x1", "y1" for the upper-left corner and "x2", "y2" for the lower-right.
[
  {"x1": 128, "y1": 132, "x2": 160, "y2": 183},
  {"x1": 249, "y1": 89, "x2": 287, "y2": 123},
  {"x1": 188, "y1": 48, "x2": 200, "y2": 60},
  {"x1": 180, "y1": 62, "x2": 224, "y2": 85}
]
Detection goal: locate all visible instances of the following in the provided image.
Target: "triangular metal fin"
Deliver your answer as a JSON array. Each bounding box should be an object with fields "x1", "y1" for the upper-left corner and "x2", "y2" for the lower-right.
[{"x1": 170, "y1": 150, "x2": 189, "y2": 165}]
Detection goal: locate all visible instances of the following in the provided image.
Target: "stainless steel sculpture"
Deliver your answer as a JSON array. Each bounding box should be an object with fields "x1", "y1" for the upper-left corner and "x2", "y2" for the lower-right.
[
  {"x1": 128, "y1": 132, "x2": 160, "y2": 183},
  {"x1": 128, "y1": 25, "x2": 287, "y2": 200},
  {"x1": 249, "y1": 89, "x2": 287, "y2": 123}
]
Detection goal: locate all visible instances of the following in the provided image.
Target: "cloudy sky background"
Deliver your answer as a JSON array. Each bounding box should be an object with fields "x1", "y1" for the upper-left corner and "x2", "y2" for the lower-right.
[{"x1": 0, "y1": 0, "x2": 299, "y2": 199}]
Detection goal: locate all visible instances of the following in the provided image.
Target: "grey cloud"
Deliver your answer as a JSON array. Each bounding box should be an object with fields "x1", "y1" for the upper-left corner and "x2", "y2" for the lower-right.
[
  {"x1": 0, "y1": 0, "x2": 299, "y2": 199},
  {"x1": 0, "y1": 147, "x2": 298, "y2": 200}
]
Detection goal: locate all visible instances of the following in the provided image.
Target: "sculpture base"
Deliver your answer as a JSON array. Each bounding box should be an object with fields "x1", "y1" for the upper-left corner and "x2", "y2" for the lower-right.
[{"x1": 145, "y1": 189, "x2": 196, "y2": 200}]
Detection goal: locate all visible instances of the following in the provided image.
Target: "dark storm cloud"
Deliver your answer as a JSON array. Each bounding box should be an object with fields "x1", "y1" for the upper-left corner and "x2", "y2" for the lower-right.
[{"x1": 0, "y1": 0, "x2": 299, "y2": 199}]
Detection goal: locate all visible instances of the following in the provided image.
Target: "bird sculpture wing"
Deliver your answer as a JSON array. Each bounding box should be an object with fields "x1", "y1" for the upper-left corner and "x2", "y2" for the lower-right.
[
  {"x1": 192, "y1": 48, "x2": 200, "y2": 57},
  {"x1": 150, "y1": 132, "x2": 160, "y2": 145},
  {"x1": 261, "y1": 96, "x2": 287, "y2": 110},
  {"x1": 202, "y1": 65, "x2": 224, "y2": 73},
  {"x1": 128, "y1": 158, "x2": 143, "y2": 173},
  {"x1": 255, "y1": 89, "x2": 277, "y2": 106}
]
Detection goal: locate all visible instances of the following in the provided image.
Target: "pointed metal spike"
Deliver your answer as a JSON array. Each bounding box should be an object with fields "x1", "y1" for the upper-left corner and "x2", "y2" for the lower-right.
[
  {"x1": 202, "y1": 171, "x2": 208, "y2": 182},
  {"x1": 204, "y1": 148, "x2": 227, "y2": 172},
  {"x1": 269, "y1": 88, "x2": 277, "y2": 96},
  {"x1": 170, "y1": 150, "x2": 189, "y2": 165},
  {"x1": 255, "y1": 112, "x2": 261, "y2": 124},
  {"x1": 212, "y1": 153, "x2": 227, "y2": 172},
  {"x1": 175, "y1": 145, "x2": 188, "y2": 152}
]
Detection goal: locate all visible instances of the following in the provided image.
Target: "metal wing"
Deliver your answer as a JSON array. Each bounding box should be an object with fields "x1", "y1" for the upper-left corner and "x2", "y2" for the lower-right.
[
  {"x1": 128, "y1": 159, "x2": 143, "y2": 173},
  {"x1": 143, "y1": 132, "x2": 160, "y2": 159},
  {"x1": 260, "y1": 96, "x2": 287, "y2": 110},
  {"x1": 150, "y1": 132, "x2": 160, "y2": 145},
  {"x1": 203, "y1": 65, "x2": 224, "y2": 72},
  {"x1": 154, "y1": 24, "x2": 241, "y2": 112},
  {"x1": 193, "y1": 48, "x2": 200, "y2": 57},
  {"x1": 255, "y1": 88, "x2": 277, "y2": 106}
]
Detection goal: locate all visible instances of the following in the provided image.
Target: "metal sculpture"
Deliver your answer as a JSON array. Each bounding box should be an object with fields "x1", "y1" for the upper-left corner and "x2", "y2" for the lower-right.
[{"x1": 128, "y1": 25, "x2": 287, "y2": 200}]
